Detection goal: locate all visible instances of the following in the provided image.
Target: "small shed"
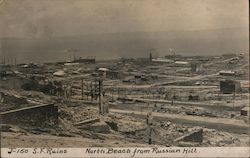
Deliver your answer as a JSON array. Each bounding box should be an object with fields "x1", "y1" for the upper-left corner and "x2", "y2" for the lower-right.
[
  {"x1": 219, "y1": 70, "x2": 235, "y2": 76},
  {"x1": 191, "y1": 63, "x2": 200, "y2": 73},
  {"x1": 241, "y1": 107, "x2": 249, "y2": 116},
  {"x1": 98, "y1": 68, "x2": 109, "y2": 78},
  {"x1": 53, "y1": 70, "x2": 65, "y2": 77},
  {"x1": 220, "y1": 80, "x2": 241, "y2": 94}
]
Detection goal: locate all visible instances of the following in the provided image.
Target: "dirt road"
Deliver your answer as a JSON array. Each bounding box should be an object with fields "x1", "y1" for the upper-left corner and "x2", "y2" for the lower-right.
[
  {"x1": 1, "y1": 132, "x2": 148, "y2": 148},
  {"x1": 109, "y1": 109, "x2": 249, "y2": 134}
]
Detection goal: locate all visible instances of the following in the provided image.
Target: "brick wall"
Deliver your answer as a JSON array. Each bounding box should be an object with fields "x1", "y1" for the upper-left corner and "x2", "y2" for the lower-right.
[{"x1": 0, "y1": 104, "x2": 58, "y2": 127}]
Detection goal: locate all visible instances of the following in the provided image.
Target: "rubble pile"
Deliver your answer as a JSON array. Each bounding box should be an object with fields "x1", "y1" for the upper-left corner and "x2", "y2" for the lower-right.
[
  {"x1": 79, "y1": 121, "x2": 111, "y2": 134},
  {"x1": 1, "y1": 53, "x2": 249, "y2": 147},
  {"x1": 59, "y1": 106, "x2": 99, "y2": 123},
  {"x1": 203, "y1": 128, "x2": 249, "y2": 146},
  {"x1": 0, "y1": 91, "x2": 29, "y2": 112},
  {"x1": 105, "y1": 113, "x2": 146, "y2": 132},
  {"x1": 0, "y1": 91, "x2": 28, "y2": 105}
]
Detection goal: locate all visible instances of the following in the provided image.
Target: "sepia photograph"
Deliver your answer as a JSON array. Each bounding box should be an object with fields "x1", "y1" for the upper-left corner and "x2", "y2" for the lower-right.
[{"x1": 0, "y1": 0, "x2": 249, "y2": 157}]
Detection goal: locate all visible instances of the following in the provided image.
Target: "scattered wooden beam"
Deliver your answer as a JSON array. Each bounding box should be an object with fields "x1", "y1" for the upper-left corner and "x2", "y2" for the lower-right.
[{"x1": 74, "y1": 117, "x2": 100, "y2": 126}]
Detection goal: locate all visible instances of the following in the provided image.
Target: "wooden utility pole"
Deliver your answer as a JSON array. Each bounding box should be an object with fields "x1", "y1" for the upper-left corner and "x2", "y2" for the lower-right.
[
  {"x1": 91, "y1": 81, "x2": 93, "y2": 101},
  {"x1": 111, "y1": 88, "x2": 114, "y2": 102},
  {"x1": 81, "y1": 79, "x2": 84, "y2": 100},
  {"x1": 149, "y1": 127, "x2": 153, "y2": 145},
  {"x1": 86, "y1": 81, "x2": 89, "y2": 100},
  {"x1": 99, "y1": 78, "x2": 104, "y2": 115},
  {"x1": 233, "y1": 79, "x2": 236, "y2": 108},
  {"x1": 171, "y1": 90, "x2": 174, "y2": 106},
  {"x1": 147, "y1": 112, "x2": 154, "y2": 145}
]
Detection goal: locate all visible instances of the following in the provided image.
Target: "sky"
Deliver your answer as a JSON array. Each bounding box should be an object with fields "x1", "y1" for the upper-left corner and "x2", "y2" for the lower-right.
[{"x1": 0, "y1": 0, "x2": 249, "y2": 38}]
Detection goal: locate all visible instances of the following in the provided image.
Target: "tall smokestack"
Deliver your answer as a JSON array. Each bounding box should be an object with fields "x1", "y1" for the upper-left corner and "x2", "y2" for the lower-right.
[{"x1": 149, "y1": 52, "x2": 152, "y2": 61}]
